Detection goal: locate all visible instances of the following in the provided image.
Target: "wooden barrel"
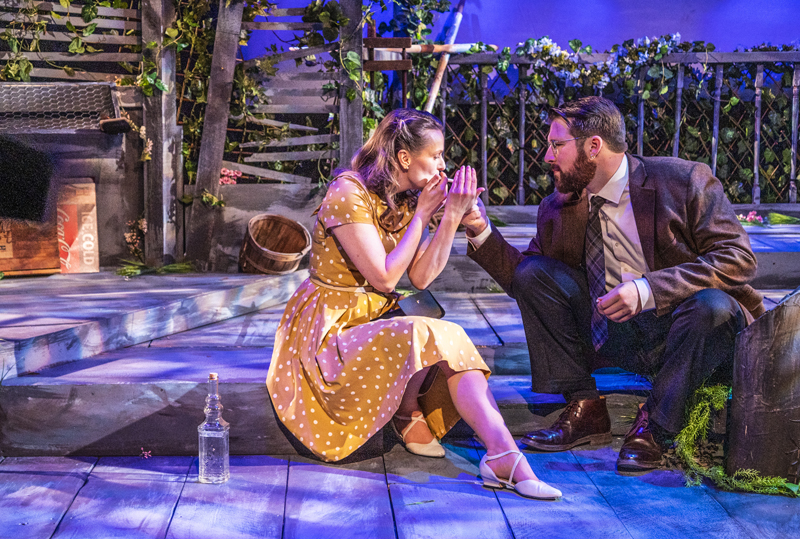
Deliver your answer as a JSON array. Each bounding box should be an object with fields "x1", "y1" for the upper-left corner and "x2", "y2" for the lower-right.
[{"x1": 239, "y1": 214, "x2": 311, "y2": 275}]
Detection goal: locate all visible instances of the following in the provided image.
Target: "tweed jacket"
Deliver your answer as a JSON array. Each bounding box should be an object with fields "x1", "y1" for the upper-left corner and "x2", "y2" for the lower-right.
[{"x1": 469, "y1": 154, "x2": 765, "y2": 319}]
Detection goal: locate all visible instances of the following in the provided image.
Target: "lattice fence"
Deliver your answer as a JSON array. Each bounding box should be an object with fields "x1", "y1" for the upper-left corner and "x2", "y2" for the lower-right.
[{"x1": 440, "y1": 53, "x2": 800, "y2": 205}]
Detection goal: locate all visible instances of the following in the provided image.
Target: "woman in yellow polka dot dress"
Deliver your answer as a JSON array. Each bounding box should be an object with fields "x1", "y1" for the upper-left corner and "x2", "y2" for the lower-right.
[{"x1": 267, "y1": 109, "x2": 561, "y2": 500}]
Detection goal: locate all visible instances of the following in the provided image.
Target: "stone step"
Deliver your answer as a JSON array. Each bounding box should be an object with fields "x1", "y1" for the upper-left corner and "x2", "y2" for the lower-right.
[
  {"x1": 0, "y1": 339, "x2": 649, "y2": 457},
  {"x1": 0, "y1": 271, "x2": 308, "y2": 378}
]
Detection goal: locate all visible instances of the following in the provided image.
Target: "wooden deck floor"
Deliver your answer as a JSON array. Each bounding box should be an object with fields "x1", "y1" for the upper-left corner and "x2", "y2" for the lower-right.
[{"x1": 2, "y1": 440, "x2": 798, "y2": 539}]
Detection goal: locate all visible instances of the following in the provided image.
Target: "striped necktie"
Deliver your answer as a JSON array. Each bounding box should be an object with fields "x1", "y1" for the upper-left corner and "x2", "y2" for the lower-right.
[{"x1": 586, "y1": 196, "x2": 608, "y2": 351}]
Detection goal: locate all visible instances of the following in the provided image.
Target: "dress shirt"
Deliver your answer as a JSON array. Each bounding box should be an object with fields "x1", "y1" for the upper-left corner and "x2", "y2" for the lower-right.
[
  {"x1": 586, "y1": 157, "x2": 654, "y2": 310},
  {"x1": 468, "y1": 157, "x2": 655, "y2": 311}
]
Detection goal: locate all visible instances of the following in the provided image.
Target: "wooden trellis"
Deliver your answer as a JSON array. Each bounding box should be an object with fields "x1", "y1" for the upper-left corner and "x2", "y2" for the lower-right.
[{"x1": 186, "y1": 0, "x2": 363, "y2": 267}]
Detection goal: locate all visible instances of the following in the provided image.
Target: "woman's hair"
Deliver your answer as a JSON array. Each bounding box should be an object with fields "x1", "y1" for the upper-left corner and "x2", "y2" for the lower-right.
[{"x1": 347, "y1": 108, "x2": 443, "y2": 215}]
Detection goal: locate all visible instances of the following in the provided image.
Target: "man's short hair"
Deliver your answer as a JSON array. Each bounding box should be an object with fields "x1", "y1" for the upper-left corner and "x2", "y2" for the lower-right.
[{"x1": 549, "y1": 96, "x2": 628, "y2": 153}]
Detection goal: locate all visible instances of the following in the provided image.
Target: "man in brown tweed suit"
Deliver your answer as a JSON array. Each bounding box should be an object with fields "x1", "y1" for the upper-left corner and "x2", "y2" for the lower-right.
[{"x1": 462, "y1": 96, "x2": 764, "y2": 470}]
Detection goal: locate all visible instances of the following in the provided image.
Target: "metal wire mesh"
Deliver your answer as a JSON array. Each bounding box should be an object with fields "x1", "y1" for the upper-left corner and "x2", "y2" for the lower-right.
[{"x1": 0, "y1": 83, "x2": 115, "y2": 132}]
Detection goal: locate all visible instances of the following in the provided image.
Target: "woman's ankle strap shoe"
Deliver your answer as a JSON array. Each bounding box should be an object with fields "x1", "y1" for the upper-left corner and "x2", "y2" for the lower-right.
[
  {"x1": 479, "y1": 450, "x2": 562, "y2": 500},
  {"x1": 392, "y1": 413, "x2": 445, "y2": 458}
]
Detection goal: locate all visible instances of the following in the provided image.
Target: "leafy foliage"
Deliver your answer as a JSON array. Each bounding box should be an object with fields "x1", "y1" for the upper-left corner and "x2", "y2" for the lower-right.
[{"x1": 674, "y1": 385, "x2": 799, "y2": 497}]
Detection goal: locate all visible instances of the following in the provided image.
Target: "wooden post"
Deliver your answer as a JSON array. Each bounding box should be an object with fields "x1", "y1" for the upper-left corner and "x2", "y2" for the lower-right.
[
  {"x1": 423, "y1": 0, "x2": 465, "y2": 114},
  {"x1": 517, "y1": 64, "x2": 527, "y2": 205},
  {"x1": 672, "y1": 65, "x2": 684, "y2": 158},
  {"x1": 367, "y1": 22, "x2": 376, "y2": 89},
  {"x1": 711, "y1": 65, "x2": 724, "y2": 176},
  {"x1": 480, "y1": 70, "x2": 488, "y2": 204},
  {"x1": 141, "y1": 0, "x2": 179, "y2": 265},
  {"x1": 401, "y1": 50, "x2": 408, "y2": 108},
  {"x1": 791, "y1": 66, "x2": 799, "y2": 203},
  {"x1": 636, "y1": 67, "x2": 646, "y2": 156},
  {"x1": 338, "y1": 0, "x2": 363, "y2": 167},
  {"x1": 440, "y1": 71, "x2": 447, "y2": 129},
  {"x1": 753, "y1": 64, "x2": 763, "y2": 204},
  {"x1": 185, "y1": 0, "x2": 244, "y2": 268}
]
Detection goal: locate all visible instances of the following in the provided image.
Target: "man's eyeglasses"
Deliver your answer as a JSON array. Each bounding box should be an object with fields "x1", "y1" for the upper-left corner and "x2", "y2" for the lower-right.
[{"x1": 547, "y1": 136, "x2": 586, "y2": 156}]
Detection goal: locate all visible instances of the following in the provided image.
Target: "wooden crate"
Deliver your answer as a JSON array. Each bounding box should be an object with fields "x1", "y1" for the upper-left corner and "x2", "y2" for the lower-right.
[
  {"x1": 0, "y1": 218, "x2": 59, "y2": 276},
  {"x1": 0, "y1": 181, "x2": 99, "y2": 276}
]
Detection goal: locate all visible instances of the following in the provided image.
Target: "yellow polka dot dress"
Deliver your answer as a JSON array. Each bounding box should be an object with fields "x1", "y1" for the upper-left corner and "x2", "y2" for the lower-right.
[{"x1": 267, "y1": 175, "x2": 490, "y2": 462}]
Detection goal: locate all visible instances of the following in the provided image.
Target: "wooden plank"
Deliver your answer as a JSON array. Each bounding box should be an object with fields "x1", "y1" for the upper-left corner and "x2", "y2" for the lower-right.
[
  {"x1": 364, "y1": 37, "x2": 412, "y2": 48},
  {"x1": 383, "y1": 438, "x2": 482, "y2": 484},
  {"x1": 0, "y1": 13, "x2": 142, "y2": 30},
  {"x1": 257, "y1": 71, "x2": 341, "y2": 82},
  {"x1": 0, "y1": 457, "x2": 96, "y2": 539},
  {"x1": 472, "y1": 290, "x2": 525, "y2": 344},
  {"x1": 186, "y1": 0, "x2": 244, "y2": 269},
  {"x1": 244, "y1": 149, "x2": 338, "y2": 162},
  {"x1": 391, "y1": 482, "x2": 513, "y2": 539},
  {"x1": 444, "y1": 50, "x2": 800, "y2": 66},
  {"x1": 148, "y1": 305, "x2": 285, "y2": 348},
  {"x1": 1, "y1": 0, "x2": 141, "y2": 19},
  {"x1": 2, "y1": 30, "x2": 139, "y2": 44},
  {"x1": 114, "y1": 86, "x2": 142, "y2": 108},
  {"x1": 708, "y1": 488, "x2": 800, "y2": 538},
  {"x1": 91, "y1": 456, "x2": 193, "y2": 481},
  {"x1": 494, "y1": 450, "x2": 631, "y2": 539},
  {"x1": 165, "y1": 456, "x2": 288, "y2": 539},
  {"x1": 363, "y1": 59, "x2": 413, "y2": 72},
  {"x1": 263, "y1": 95, "x2": 332, "y2": 106},
  {"x1": 241, "y1": 21, "x2": 328, "y2": 31},
  {"x1": 337, "y1": 0, "x2": 361, "y2": 167},
  {"x1": 571, "y1": 446, "x2": 750, "y2": 538},
  {"x1": 242, "y1": 42, "x2": 338, "y2": 68},
  {"x1": 268, "y1": 7, "x2": 306, "y2": 16},
  {"x1": 0, "y1": 52, "x2": 141, "y2": 62},
  {"x1": 0, "y1": 272, "x2": 305, "y2": 378},
  {"x1": 248, "y1": 104, "x2": 338, "y2": 114},
  {"x1": 221, "y1": 160, "x2": 311, "y2": 183},
  {"x1": 142, "y1": 0, "x2": 180, "y2": 265},
  {"x1": 436, "y1": 292, "x2": 502, "y2": 347},
  {"x1": 263, "y1": 87, "x2": 330, "y2": 97},
  {"x1": 230, "y1": 114, "x2": 319, "y2": 132},
  {"x1": 51, "y1": 463, "x2": 188, "y2": 539},
  {"x1": 283, "y1": 456, "x2": 395, "y2": 539},
  {"x1": 29, "y1": 68, "x2": 119, "y2": 81},
  {"x1": 239, "y1": 134, "x2": 338, "y2": 148}
]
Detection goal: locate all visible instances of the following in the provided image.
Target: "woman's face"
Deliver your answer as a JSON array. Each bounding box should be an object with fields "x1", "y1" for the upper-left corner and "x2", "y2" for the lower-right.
[{"x1": 399, "y1": 129, "x2": 446, "y2": 190}]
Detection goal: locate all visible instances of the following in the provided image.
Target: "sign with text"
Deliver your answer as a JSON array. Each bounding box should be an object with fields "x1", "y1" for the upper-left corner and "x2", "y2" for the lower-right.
[{"x1": 57, "y1": 183, "x2": 99, "y2": 274}]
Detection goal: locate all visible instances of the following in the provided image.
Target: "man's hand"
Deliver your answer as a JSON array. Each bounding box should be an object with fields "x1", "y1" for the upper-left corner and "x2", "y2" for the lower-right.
[
  {"x1": 597, "y1": 281, "x2": 642, "y2": 322},
  {"x1": 461, "y1": 197, "x2": 489, "y2": 237}
]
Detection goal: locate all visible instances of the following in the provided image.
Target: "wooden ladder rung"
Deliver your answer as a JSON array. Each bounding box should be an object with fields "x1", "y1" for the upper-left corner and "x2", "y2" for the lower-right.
[
  {"x1": 243, "y1": 150, "x2": 339, "y2": 163},
  {"x1": 239, "y1": 134, "x2": 338, "y2": 148}
]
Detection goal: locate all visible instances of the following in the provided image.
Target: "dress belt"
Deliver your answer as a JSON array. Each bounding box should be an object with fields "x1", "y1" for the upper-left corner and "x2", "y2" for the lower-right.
[{"x1": 309, "y1": 276, "x2": 401, "y2": 299}]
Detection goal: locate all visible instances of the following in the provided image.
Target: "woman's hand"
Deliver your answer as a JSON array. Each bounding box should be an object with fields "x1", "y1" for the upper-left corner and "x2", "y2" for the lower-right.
[
  {"x1": 415, "y1": 171, "x2": 448, "y2": 222},
  {"x1": 444, "y1": 166, "x2": 483, "y2": 218}
]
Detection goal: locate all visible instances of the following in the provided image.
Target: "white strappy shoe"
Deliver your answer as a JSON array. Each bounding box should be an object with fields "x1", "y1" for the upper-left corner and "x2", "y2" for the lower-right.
[
  {"x1": 391, "y1": 412, "x2": 446, "y2": 458},
  {"x1": 480, "y1": 450, "x2": 562, "y2": 500}
]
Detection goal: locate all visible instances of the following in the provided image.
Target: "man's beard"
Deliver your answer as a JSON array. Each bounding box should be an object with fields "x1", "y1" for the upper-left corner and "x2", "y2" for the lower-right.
[{"x1": 553, "y1": 147, "x2": 597, "y2": 194}]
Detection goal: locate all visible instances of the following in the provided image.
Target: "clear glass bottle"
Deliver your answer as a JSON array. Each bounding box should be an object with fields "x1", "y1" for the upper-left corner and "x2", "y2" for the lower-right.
[{"x1": 198, "y1": 372, "x2": 230, "y2": 483}]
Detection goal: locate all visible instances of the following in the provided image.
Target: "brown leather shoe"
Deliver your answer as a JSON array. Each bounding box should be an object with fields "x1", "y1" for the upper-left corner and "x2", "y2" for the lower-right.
[
  {"x1": 521, "y1": 396, "x2": 612, "y2": 451},
  {"x1": 616, "y1": 407, "x2": 664, "y2": 471}
]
